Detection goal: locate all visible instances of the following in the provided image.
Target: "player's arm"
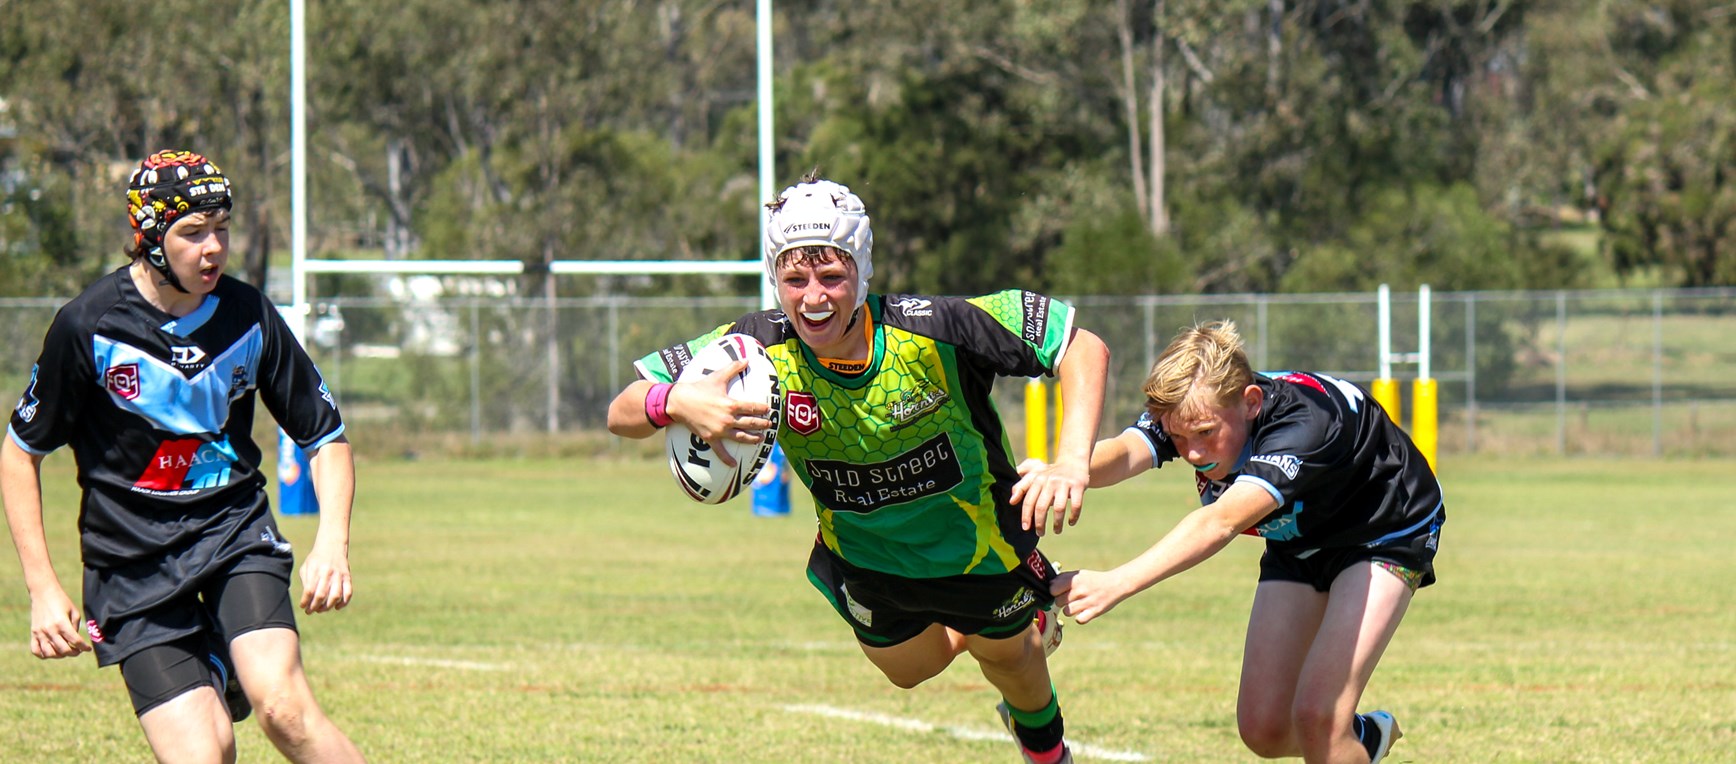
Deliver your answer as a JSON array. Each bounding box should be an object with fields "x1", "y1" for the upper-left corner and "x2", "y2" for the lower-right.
[
  {"x1": 1013, "y1": 328, "x2": 1110, "y2": 535},
  {"x1": 1, "y1": 437, "x2": 90, "y2": 659},
  {"x1": 1053, "y1": 482, "x2": 1277, "y2": 624},
  {"x1": 1087, "y1": 429, "x2": 1157, "y2": 487},
  {"x1": 606, "y1": 378, "x2": 663, "y2": 439},
  {"x1": 299, "y1": 437, "x2": 355, "y2": 614},
  {"x1": 606, "y1": 362, "x2": 770, "y2": 462}
]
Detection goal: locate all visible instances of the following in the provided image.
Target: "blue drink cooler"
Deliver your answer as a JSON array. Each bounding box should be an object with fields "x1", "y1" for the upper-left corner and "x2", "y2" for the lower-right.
[
  {"x1": 751, "y1": 444, "x2": 791, "y2": 517},
  {"x1": 277, "y1": 429, "x2": 319, "y2": 515}
]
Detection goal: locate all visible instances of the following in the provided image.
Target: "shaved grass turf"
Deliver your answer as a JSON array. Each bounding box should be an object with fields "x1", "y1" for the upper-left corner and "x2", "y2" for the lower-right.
[{"x1": 3, "y1": 453, "x2": 1734, "y2": 762}]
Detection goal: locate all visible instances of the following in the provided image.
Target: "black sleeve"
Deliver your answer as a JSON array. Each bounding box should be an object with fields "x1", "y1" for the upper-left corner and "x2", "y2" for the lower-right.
[
  {"x1": 8, "y1": 307, "x2": 93, "y2": 454},
  {"x1": 255, "y1": 298, "x2": 345, "y2": 449}
]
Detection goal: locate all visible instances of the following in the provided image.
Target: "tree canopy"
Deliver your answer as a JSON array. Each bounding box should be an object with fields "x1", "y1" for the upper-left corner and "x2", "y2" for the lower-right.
[{"x1": 2, "y1": 0, "x2": 1731, "y2": 298}]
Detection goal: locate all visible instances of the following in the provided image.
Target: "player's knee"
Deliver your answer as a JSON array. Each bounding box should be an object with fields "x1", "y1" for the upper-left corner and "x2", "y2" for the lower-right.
[
  {"x1": 880, "y1": 664, "x2": 943, "y2": 689},
  {"x1": 254, "y1": 689, "x2": 318, "y2": 747},
  {"x1": 1237, "y1": 713, "x2": 1293, "y2": 759}
]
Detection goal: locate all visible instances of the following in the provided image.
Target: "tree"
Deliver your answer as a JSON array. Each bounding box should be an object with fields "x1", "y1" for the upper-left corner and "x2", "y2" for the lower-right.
[{"x1": 1591, "y1": 0, "x2": 1736, "y2": 286}]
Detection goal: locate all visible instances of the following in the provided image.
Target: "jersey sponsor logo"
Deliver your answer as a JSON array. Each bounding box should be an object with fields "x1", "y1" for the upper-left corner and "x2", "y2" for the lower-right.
[
  {"x1": 821, "y1": 358, "x2": 868, "y2": 374},
  {"x1": 134, "y1": 436, "x2": 238, "y2": 493},
  {"x1": 841, "y1": 583, "x2": 872, "y2": 627},
  {"x1": 991, "y1": 587, "x2": 1037, "y2": 620},
  {"x1": 1250, "y1": 454, "x2": 1302, "y2": 480},
  {"x1": 1025, "y1": 550, "x2": 1052, "y2": 579},
  {"x1": 805, "y1": 433, "x2": 963, "y2": 513},
  {"x1": 1019, "y1": 291, "x2": 1050, "y2": 345},
  {"x1": 890, "y1": 297, "x2": 933, "y2": 317},
  {"x1": 15, "y1": 365, "x2": 41, "y2": 422},
  {"x1": 657, "y1": 344, "x2": 695, "y2": 378},
  {"x1": 1253, "y1": 502, "x2": 1305, "y2": 541},
  {"x1": 888, "y1": 380, "x2": 948, "y2": 431},
  {"x1": 170, "y1": 345, "x2": 208, "y2": 367},
  {"x1": 785, "y1": 391, "x2": 821, "y2": 435},
  {"x1": 104, "y1": 364, "x2": 141, "y2": 400}
]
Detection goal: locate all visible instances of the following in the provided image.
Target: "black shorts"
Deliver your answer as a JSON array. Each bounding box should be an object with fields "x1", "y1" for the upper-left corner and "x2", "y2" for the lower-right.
[
  {"x1": 1259, "y1": 510, "x2": 1444, "y2": 592},
  {"x1": 118, "y1": 570, "x2": 297, "y2": 715},
  {"x1": 805, "y1": 539, "x2": 1058, "y2": 647},
  {"x1": 84, "y1": 549, "x2": 296, "y2": 668}
]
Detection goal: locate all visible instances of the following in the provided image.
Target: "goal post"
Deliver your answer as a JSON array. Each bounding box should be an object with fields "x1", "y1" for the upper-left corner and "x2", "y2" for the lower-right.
[{"x1": 1375, "y1": 284, "x2": 1437, "y2": 471}]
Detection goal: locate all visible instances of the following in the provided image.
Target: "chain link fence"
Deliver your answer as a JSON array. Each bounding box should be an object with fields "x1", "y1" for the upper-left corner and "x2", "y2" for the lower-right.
[{"x1": 4, "y1": 287, "x2": 1734, "y2": 458}]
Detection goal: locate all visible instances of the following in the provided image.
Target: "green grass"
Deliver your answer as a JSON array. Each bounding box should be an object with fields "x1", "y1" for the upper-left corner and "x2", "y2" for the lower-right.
[{"x1": 3, "y1": 453, "x2": 1734, "y2": 762}]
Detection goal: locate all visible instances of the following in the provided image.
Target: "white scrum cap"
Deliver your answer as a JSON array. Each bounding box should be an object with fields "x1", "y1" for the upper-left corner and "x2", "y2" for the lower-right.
[{"x1": 763, "y1": 180, "x2": 874, "y2": 310}]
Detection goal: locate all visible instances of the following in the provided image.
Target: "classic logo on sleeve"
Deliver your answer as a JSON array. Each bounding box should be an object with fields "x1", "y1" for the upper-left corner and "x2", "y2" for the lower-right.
[{"x1": 890, "y1": 297, "x2": 934, "y2": 317}]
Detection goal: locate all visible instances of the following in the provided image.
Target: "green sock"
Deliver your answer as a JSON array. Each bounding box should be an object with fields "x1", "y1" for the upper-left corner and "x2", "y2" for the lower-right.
[{"x1": 1004, "y1": 687, "x2": 1060, "y2": 728}]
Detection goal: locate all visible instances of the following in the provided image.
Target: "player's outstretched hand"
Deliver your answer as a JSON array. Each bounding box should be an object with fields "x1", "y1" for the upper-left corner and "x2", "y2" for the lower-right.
[
  {"x1": 299, "y1": 543, "x2": 354, "y2": 614},
  {"x1": 1010, "y1": 457, "x2": 1087, "y2": 536},
  {"x1": 1050, "y1": 568, "x2": 1131, "y2": 625},
  {"x1": 28, "y1": 586, "x2": 90, "y2": 659},
  {"x1": 667, "y1": 359, "x2": 772, "y2": 468}
]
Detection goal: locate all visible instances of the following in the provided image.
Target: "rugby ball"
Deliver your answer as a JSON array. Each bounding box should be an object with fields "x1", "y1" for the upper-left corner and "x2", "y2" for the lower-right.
[{"x1": 664, "y1": 334, "x2": 782, "y2": 504}]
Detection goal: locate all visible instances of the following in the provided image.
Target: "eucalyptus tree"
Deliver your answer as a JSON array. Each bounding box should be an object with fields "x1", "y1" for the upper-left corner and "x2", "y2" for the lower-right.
[{"x1": 1585, "y1": 0, "x2": 1735, "y2": 286}]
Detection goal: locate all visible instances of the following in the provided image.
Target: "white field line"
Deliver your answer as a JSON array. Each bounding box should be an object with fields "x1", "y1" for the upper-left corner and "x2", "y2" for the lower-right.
[
  {"x1": 783, "y1": 703, "x2": 1150, "y2": 762},
  {"x1": 353, "y1": 655, "x2": 514, "y2": 671}
]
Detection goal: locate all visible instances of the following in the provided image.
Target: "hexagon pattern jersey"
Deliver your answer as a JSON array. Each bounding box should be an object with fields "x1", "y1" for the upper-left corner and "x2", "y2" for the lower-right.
[{"x1": 635, "y1": 291, "x2": 1075, "y2": 579}]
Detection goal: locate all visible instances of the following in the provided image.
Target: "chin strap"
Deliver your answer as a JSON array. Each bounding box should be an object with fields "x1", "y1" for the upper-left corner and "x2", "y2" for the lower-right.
[{"x1": 143, "y1": 246, "x2": 191, "y2": 293}]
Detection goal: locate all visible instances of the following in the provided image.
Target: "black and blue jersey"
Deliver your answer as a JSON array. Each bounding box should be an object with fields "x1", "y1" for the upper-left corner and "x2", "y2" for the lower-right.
[
  {"x1": 1126, "y1": 371, "x2": 1443, "y2": 553},
  {"x1": 8, "y1": 267, "x2": 344, "y2": 571}
]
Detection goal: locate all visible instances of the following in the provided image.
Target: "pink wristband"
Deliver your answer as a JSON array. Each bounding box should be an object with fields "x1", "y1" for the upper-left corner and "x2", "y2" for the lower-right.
[{"x1": 644, "y1": 382, "x2": 674, "y2": 428}]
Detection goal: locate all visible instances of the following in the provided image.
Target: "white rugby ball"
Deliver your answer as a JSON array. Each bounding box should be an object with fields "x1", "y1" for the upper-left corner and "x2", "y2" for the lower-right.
[{"x1": 665, "y1": 334, "x2": 782, "y2": 504}]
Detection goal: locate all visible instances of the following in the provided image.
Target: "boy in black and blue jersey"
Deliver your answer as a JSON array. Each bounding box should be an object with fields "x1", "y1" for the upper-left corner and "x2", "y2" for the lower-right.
[
  {"x1": 1029, "y1": 320, "x2": 1442, "y2": 764},
  {"x1": 2, "y1": 150, "x2": 365, "y2": 762}
]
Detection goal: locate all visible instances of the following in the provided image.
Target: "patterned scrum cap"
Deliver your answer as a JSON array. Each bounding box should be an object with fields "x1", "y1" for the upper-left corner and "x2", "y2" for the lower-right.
[{"x1": 126, "y1": 150, "x2": 232, "y2": 252}]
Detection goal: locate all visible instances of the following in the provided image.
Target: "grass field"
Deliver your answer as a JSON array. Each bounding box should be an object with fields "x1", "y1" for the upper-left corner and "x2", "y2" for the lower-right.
[{"x1": 3, "y1": 453, "x2": 1734, "y2": 762}]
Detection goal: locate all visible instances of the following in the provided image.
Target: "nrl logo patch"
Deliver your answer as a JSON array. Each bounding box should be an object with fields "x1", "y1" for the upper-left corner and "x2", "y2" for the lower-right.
[
  {"x1": 105, "y1": 364, "x2": 141, "y2": 401},
  {"x1": 785, "y1": 391, "x2": 821, "y2": 435}
]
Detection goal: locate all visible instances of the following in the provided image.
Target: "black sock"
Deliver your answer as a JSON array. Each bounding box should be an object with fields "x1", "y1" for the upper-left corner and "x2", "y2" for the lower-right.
[
  {"x1": 1006, "y1": 694, "x2": 1065, "y2": 754},
  {"x1": 1354, "y1": 713, "x2": 1382, "y2": 760}
]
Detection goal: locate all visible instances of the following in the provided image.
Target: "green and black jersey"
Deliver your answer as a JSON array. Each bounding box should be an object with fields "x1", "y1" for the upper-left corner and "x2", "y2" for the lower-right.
[{"x1": 634, "y1": 291, "x2": 1076, "y2": 580}]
